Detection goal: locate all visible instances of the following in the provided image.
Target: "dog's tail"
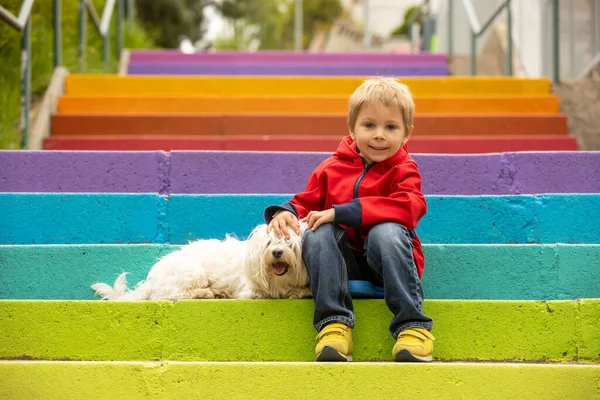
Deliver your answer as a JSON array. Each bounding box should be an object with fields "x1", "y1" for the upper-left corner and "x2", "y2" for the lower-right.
[{"x1": 91, "y1": 273, "x2": 144, "y2": 300}]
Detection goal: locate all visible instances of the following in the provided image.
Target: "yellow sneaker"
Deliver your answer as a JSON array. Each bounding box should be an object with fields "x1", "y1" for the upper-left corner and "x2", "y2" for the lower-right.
[
  {"x1": 315, "y1": 322, "x2": 353, "y2": 362},
  {"x1": 393, "y1": 328, "x2": 434, "y2": 362}
]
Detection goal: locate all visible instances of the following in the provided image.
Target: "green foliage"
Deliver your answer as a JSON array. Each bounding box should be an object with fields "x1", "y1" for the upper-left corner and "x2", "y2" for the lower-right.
[
  {"x1": 0, "y1": 0, "x2": 154, "y2": 149},
  {"x1": 214, "y1": 0, "x2": 342, "y2": 51},
  {"x1": 391, "y1": 5, "x2": 421, "y2": 36},
  {"x1": 282, "y1": 0, "x2": 342, "y2": 49},
  {"x1": 135, "y1": 0, "x2": 208, "y2": 48}
]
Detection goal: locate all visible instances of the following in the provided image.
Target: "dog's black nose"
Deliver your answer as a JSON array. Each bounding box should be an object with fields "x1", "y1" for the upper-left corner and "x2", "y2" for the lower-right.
[{"x1": 272, "y1": 249, "x2": 284, "y2": 258}]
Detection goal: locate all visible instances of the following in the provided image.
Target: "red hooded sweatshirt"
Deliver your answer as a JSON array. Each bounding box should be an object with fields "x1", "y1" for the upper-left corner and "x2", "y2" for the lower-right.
[{"x1": 265, "y1": 136, "x2": 427, "y2": 278}]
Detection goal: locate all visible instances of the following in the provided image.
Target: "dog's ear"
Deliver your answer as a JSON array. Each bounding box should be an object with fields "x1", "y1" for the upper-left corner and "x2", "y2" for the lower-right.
[{"x1": 248, "y1": 224, "x2": 268, "y2": 241}]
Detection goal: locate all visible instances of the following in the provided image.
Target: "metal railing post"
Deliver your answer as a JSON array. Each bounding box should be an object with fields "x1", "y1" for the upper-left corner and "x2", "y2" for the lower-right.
[
  {"x1": 117, "y1": 0, "x2": 123, "y2": 58},
  {"x1": 506, "y1": 0, "x2": 513, "y2": 76},
  {"x1": 78, "y1": 0, "x2": 86, "y2": 71},
  {"x1": 552, "y1": 0, "x2": 560, "y2": 83},
  {"x1": 568, "y1": 0, "x2": 575, "y2": 76},
  {"x1": 53, "y1": 0, "x2": 61, "y2": 67},
  {"x1": 470, "y1": 31, "x2": 476, "y2": 75},
  {"x1": 596, "y1": 0, "x2": 600, "y2": 54},
  {"x1": 20, "y1": 15, "x2": 31, "y2": 148},
  {"x1": 103, "y1": 32, "x2": 110, "y2": 71},
  {"x1": 448, "y1": 0, "x2": 453, "y2": 58},
  {"x1": 363, "y1": 0, "x2": 370, "y2": 51},
  {"x1": 294, "y1": 0, "x2": 303, "y2": 51}
]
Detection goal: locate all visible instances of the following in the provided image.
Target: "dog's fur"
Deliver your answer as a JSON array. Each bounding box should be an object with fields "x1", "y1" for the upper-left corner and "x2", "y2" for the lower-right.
[{"x1": 91, "y1": 224, "x2": 311, "y2": 301}]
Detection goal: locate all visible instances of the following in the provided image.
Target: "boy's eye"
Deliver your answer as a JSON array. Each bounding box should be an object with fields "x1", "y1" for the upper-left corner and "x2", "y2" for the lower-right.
[
  {"x1": 364, "y1": 122, "x2": 374, "y2": 128},
  {"x1": 386, "y1": 125, "x2": 397, "y2": 130}
]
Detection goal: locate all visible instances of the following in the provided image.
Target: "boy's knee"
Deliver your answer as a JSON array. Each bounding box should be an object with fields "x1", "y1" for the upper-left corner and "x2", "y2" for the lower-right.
[
  {"x1": 302, "y1": 223, "x2": 336, "y2": 248},
  {"x1": 368, "y1": 223, "x2": 412, "y2": 248}
]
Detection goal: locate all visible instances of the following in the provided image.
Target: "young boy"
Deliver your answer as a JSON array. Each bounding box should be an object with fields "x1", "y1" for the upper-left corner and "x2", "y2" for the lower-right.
[{"x1": 264, "y1": 77, "x2": 434, "y2": 363}]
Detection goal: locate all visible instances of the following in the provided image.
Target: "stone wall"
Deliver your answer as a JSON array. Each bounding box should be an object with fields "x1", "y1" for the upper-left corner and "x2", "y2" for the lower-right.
[{"x1": 553, "y1": 63, "x2": 600, "y2": 150}]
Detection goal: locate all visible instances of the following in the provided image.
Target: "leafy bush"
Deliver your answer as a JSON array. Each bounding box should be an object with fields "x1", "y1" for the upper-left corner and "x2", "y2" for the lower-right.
[
  {"x1": 135, "y1": 0, "x2": 208, "y2": 48},
  {"x1": 391, "y1": 5, "x2": 421, "y2": 36}
]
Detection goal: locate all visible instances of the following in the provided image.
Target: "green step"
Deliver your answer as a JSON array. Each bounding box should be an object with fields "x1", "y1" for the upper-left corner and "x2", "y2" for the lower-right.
[
  {"x1": 2, "y1": 299, "x2": 598, "y2": 363},
  {"x1": 2, "y1": 244, "x2": 600, "y2": 300},
  {"x1": 1, "y1": 361, "x2": 598, "y2": 400}
]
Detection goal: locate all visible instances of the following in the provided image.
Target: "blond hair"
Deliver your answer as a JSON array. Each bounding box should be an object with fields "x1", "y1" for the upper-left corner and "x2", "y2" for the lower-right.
[{"x1": 347, "y1": 77, "x2": 415, "y2": 135}]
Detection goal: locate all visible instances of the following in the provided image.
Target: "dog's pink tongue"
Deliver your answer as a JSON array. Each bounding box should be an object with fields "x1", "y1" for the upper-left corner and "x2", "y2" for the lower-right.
[{"x1": 274, "y1": 266, "x2": 287, "y2": 275}]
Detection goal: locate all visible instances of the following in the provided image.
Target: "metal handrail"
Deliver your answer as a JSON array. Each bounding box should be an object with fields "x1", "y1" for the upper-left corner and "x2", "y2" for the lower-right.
[
  {"x1": 0, "y1": 0, "x2": 125, "y2": 149},
  {"x1": 448, "y1": 0, "x2": 561, "y2": 83},
  {"x1": 459, "y1": 0, "x2": 513, "y2": 77},
  {"x1": 79, "y1": 0, "x2": 124, "y2": 72},
  {"x1": 0, "y1": 0, "x2": 33, "y2": 30},
  {"x1": 0, "y1": 0, "x2": 35, "y2": 148}
]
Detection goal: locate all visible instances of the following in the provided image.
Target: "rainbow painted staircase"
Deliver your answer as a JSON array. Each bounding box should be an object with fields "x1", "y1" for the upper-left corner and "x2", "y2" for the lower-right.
[
  {"x1": 44, "y1": 50, "x2": 577, "y2": 153},
  {"x1": 1, "y1": 51, "x2": 599, "y2": 399}
]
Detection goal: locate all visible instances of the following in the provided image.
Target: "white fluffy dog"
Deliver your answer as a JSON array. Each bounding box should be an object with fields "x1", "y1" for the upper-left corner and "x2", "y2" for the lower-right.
[{"x1": 91, "y1": 224, "x2": 311, "y2": 301}]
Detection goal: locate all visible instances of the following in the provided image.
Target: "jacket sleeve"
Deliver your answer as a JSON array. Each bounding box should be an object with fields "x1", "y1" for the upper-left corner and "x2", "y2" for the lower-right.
[
  {"x1": 264, "y1": 167, "x2": 327, "y2": 223},
  {"x1": 333, "y1": 163, "x2": 427, "y2": 231}
]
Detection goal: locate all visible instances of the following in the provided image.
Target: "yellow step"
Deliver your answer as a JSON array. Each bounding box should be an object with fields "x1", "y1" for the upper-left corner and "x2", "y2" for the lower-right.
[{"x1": 65, "y1": 75, "x2": 552, "y2": 97}]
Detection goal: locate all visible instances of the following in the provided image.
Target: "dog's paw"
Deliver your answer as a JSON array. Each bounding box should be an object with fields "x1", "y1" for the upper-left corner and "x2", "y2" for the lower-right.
[
  {"x1": 237, "y1": 289, "x2": 260, "y2": 299},
  {"x1": 287, "y1": 287, "x2": 312, "y2": 299}
]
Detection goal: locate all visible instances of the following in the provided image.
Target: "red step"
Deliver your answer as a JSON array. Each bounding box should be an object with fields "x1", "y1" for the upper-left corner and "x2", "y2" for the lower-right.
[
  {"x1": 50, "y1": 114, "x2": 569, "y2": 136},
  {"x1": 43, "y1": 134, "x2": 579, "y2": 153}
]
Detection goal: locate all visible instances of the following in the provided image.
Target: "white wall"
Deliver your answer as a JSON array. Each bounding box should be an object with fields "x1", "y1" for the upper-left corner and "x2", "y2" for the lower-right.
[{"x1": 510, "y1": 0, "x2": 545, "y2": 77}]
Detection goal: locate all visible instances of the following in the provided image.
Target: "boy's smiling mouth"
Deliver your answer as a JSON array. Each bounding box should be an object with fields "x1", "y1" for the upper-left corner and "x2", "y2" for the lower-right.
[{"x1": 369, "y1": 145, "x2": 388, "y2": 151}]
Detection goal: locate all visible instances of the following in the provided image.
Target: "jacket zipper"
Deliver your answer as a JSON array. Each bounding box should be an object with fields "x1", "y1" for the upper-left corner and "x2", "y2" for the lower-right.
[{"x1": 353, "y1": 157, "x2": 372, "y2": 247}]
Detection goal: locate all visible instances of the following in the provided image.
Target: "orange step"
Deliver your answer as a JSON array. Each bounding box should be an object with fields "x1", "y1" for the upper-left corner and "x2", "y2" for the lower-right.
[
  {"x1": 56, "y1": 96, "x2": 561, "y2": 115},
  {"x1": 50, "y1": 114, "x2": 569, "y2": 136},
  {"x1": 43, "y1": 134, "x2": 579, "y2": 153}
]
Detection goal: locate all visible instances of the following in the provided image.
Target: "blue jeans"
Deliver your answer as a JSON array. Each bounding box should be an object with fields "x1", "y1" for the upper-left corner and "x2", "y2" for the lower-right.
[{"x1": 302, "y1": 222, "x2": 433, "y2": 339}]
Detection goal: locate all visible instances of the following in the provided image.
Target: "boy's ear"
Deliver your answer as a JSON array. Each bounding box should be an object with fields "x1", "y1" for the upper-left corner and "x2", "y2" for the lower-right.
[
  {"x1": 402, "y1": 125, "x2": 414, "y2": 144},
  {"x1": 348, "y1": 126, "x2": 355, "y2": 139}
]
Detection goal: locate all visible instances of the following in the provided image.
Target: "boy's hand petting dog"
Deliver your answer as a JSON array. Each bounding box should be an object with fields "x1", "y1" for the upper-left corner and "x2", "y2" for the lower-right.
[
  {"x1": 268, "y1": 210, "x2": 300, "y2": 239},
  {"x1": 302, "y1": 208, "x2": 335, "y2": 231}
]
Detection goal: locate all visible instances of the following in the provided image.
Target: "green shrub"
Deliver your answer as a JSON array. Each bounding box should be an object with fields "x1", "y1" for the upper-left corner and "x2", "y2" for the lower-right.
[{"x1": 391, "y1": 5, "x2": 421, "y2": 36}]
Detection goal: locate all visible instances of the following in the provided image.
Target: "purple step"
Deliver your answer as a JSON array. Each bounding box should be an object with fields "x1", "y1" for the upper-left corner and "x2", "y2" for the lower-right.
[
  {"x1": 127, "y1": 63, "x2": 449, "y2": 76},
  {"x1": 129, "y1": 50, "x2": 448, "y2": 64},
  {"x1": 1, "y1": 151, "x2": 599, "y2": 195}
]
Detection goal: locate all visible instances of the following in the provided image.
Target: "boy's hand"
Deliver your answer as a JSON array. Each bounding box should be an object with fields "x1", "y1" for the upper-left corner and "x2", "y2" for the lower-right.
[
  {"x1": 302, "y1": 208, "x2": 335, "y2": 231},
  {"x1": 268, "y1": 210, "x2": 300, "y2": 239}
]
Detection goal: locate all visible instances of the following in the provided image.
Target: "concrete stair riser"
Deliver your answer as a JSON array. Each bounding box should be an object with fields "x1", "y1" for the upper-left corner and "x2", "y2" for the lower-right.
[
  {"x1": 2, "y1": 151, "x2": 599, "y2": 195},
  {"x1": 49, "y1": 114, "x2": 569, "y2": 136},
  {"x1": 1, "y1": 244, "x2": 598, "y2": 301},
  {"x1": 126, "y1": 63, "x2": 450, "y2": 76},
  {"x1": 1, "y1": 299, "x2": 598, "y2": 362},
  {"x1": 1, "y1": 361, "x2": 599, "y2": 400},
  {"x1": 43, "y1": 134, "x2": 578, "y2": 152},
  {"x1": 64, "y1": 75, "x2": 552, "y2": 97},
  {"x1": 56, "y1": 95, "x2": 561, "y2": 115},
  {"x1": 1, "y1": 193, "x2": 599, "y2": 245}
]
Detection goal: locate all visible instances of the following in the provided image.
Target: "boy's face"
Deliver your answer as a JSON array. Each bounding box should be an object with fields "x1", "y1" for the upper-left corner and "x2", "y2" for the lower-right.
[{"x1": 349, "y1": 101, "x2": 414, "y2": 165}]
